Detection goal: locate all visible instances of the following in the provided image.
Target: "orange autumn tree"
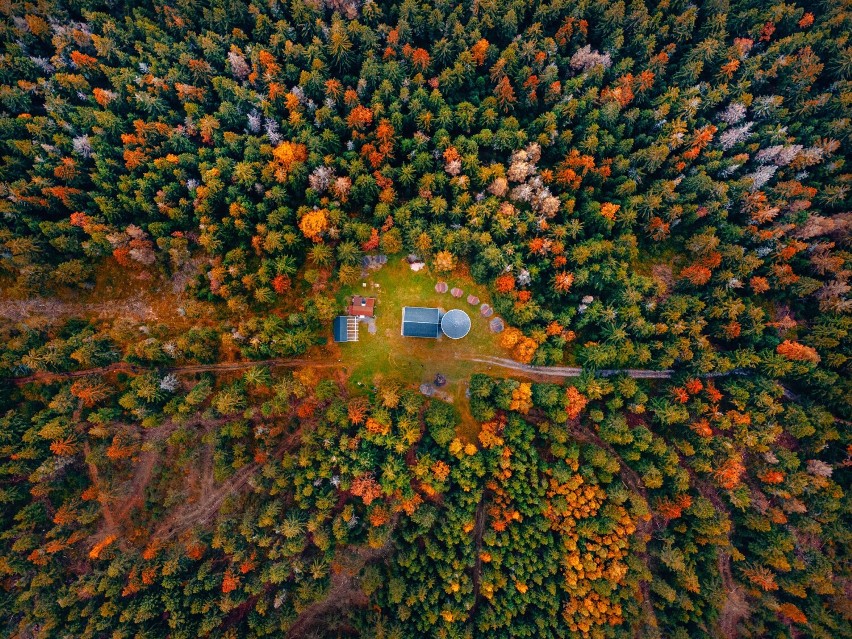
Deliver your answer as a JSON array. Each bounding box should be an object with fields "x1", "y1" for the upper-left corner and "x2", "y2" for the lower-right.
[
  {"x1": 350, "y1": 474, "x2": 382, "y2": 505},
  {"x1": 776, "y1": 340, "x2": 820, "y2": 363},
  {"x1": 714, "y1": 454, "x2": 745, "y2": 489},
  {"x1": 272, "y1": 274, "x2": 291, "y2": 293},
  {"x1": 347, "y1": 105, "x2": 373, "y2": 130},
  {"x1": 270, "y1": 141, "x2": 307, "y2": 182},
  {"x1": 495, "y1": 273, "x2": 516, "y2": 293},
  {"x1": 494, "y1": 76, "x2": 516, "y2": 112},
  {"x1": 565, "y1": 386, "x2": 588, "y2": 420},
  {"x1": 89, "y1": 535, "x2": 117, "y2": 560},
  {"x1": 347, "y1": 397, "x2": 368, "y2": 424},
  {"x1": 471, "y1": 39, "x2": 489, "y2": 65},
  {"x1": 70, "y1": 379, "x2": 110, "y2": 407},
  {"x1": 509, "y1": 383, "x2": 533, "y2": 414},
  {"x1": 50, "y1": 437, "x2": 76, "y2": 457},
  {"x1": 553, "y1": 271, "x2": 574, "y2": 293},
  {"x1": 500, "y1": 327, "x2": 538, "y2": 364},
  {"x1": 221, "y1": 570, "x2": 240, "y2": 593},
  {"x1": 600, "y1": 202, "x2": 620, "y2": 221},
  {"x1": 778, "y1": 602, "x2": 808, "y2": 625},
  {"x1": 299, "y1": 209, "x2": 329, "y2": 241},
  {"x1": 365, "y1": 417, "x2": 390, "y2": 436},
  {"x1": 680, "y1": 264, "x2": 712, "y2": 285},
  {"x1": 512, "y1": 336, "x2": 538, "y2": 364},
  {"x1": 433, "y1": 250, "x2": 456, "y2": 272}
]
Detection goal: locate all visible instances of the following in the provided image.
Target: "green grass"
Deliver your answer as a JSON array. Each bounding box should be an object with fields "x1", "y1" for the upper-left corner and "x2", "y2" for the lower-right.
[{"x1": 331, "y1": 259, "x2": 506, "y2": 440}]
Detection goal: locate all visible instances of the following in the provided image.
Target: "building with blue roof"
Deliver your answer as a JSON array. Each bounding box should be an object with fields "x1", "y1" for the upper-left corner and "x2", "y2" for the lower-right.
[
  {"x1": 401, "y1": 306, "x2": 471, "y2": 339},
  {"x1": 333, "y1": 316, "x2": 359, "y2": 342}
]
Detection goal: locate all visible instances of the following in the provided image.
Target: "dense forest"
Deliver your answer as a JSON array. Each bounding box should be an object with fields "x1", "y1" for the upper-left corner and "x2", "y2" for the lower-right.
[{"x1": 0, "y1": 0, "x2": 849, "y2": 637}]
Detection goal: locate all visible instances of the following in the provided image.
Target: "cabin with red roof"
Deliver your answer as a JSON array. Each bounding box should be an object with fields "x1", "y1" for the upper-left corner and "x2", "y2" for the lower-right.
[{"x1": 347, "y1": 296, "x2": 376, "y2": 318}]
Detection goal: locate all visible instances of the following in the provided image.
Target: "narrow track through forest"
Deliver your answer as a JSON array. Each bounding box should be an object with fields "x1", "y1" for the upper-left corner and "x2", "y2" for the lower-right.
[{"x1": 8, "y1": 354, "x2": 742, "y2": 385}]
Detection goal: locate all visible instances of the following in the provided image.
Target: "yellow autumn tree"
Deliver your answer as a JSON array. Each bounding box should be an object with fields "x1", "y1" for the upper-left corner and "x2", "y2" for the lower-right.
[
  {"x1": 500, "y1": 327, "x2": 524, "y2": 350},
  {"x1": 510, "y1": 383, "x2": 533, "y2": 413},
  {"x1": 513, "y1": 337, "x2": 538, "y2": 364},
  {"x1": 299, "y1": 209, "x2": 329, "y2": 240},
  {"x1": 433, "y1": 250, "x2": 456, "y2": 272}
]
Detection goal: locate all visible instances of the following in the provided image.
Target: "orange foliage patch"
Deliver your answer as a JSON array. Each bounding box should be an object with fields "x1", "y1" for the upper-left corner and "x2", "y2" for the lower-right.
[
  {"x1": 271, "y1": 141, "x2": 308, "y2": 182},
  {"x1": 365, "y1": 417, "x2": 390, "y2": 436},
  {"x1": 690, "y1": 419, "x2": 713, "y2": 438},
  {"x1": 351, "y1": 474, "x2": 382, "y2": 505},
  {"x1": 779, "y1": 602, "x2": 808, "y2": 624},
  {"x1": 347, "y1": 105, "x2": 373, "y2": 130},
  {"x1": 776, "y1": 340, "x2": 820, "y2": 363},
  {"x1": 759, "y1": 470, "x2": 785, "y2": 484},
  {"x1": 554, "y1": 271, "x2": 574, "y2": 293},
  {"x1": 71, "y1": 51, "x2": 98, "y2": 68},
  {"x1": 685, "y1": 379, "x2": 703, "y2": 395},
  {"x1": 299, "y1": 209, "x2": 329, "y2": 241},
  {"x1": 565, "y1": 386, "x2": 588, "y2": 420},
  {"x1": 89, "y1": 534, "x2": 117, "y2": 559},
  {"x1": 411, "y1": 48, "x2": 430, "y2": 71},
  {"x1": 656, "y1": 494, "x2": 692, "y2": 520},
  {"x1": 680, "y1": 264, "x2": 712, "y2": 285},
  {"x1": 431, "y1": 460, "x2": 450, "y2": 482},
  {"x1": 347, "y1": 398, "x2": 368, "y2": 424},
  {"x1": 369, "y1": 506, "x2": 390, "y2": 527},
  {"x1": 600, "y1": 202, "x2": 620, "y2": 221},
  {"x1": 272, "y1": 274, "x2": 291, "y2": 294},
  {"x1": 509, "y1": 383, "x2": 533, "y2": 414},
  {"x1": 50, "y1": 437, "x2": 76, "y2": 457},
  {"x1": 495, "y1": 273, "x2": 516, "y2": 293},
  {"x1": 672, "y1": 387, "x2": 689, "y2": 404},
  {"x1": 714, "y1": 456, "x2": 745, "y2": 489},
  {"x1": 471, "y1": 39, "x2": 489, "y2": 65},
  {"x1": 221, "y1": 570, "x2": 240, "y2": 593}
]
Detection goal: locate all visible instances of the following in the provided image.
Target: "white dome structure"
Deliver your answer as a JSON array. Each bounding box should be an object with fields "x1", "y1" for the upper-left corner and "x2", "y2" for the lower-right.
[{"x1": 440, "y1": 309, "x2": 471, "y2": 339}]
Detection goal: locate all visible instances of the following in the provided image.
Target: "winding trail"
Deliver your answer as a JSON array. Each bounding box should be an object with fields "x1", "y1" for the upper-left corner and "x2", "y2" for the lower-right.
[
  {"x1": 8, "y1": 358, "x2": 338, "y2": 385},
  {"x1": 8, "y1": 353, "x2": 736, "y2": 386},
  {"x1": 466, "y1": 356, "x2": 674, "y2": 379}
]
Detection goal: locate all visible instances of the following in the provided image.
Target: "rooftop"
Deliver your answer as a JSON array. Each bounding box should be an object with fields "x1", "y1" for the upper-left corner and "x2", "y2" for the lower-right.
[
  {"x1": 333, "y1": 316, "x2": 359, "y2": 342},
  {"x1": 440, "y1": 308, "x2": 471, "y2": 339},
  {"x1": 401, "y1": 306, "x2": 441, "y2": 338},
  {"x1": 347, "y1": 296, "x2": 376, "y2": 317}
]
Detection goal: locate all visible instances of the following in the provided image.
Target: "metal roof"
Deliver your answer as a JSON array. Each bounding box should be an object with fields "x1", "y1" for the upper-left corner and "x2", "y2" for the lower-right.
[
  {"x1": 333, "y1": 316, "x2": 358, "y2": 342},
  {"x1": 440, "y1": 309, "x2": 471, "y2": 339},
  {"x1": 401, "y1": 306, "x2": 441, "y2": 338}
]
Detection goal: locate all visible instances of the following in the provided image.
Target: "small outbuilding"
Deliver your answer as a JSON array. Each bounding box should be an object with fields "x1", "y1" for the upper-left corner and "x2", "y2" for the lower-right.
[
  {"x1": 347, "y1": 296, "x2": 376, "y2": 318},
  {"x1": 333, "y1": 316, "x2": 359, "y2": 342},
  {"x1": 440, "y1": 309, "x2": 471, "y2": 339},
  {"x1": 401, "y1": 307, "x2": 442, "y2": 338}
]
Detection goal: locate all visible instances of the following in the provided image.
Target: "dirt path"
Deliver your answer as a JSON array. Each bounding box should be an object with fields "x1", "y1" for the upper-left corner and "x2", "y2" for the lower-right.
[
  {"x1": 0, "y1": 297, "x2": 156, "y2": 323},
  {"x1": 82, "y1": 441, "x2": 118, "y2": 531},
  {"x1": 10, "y1": 354, "x2": 696, "y2": 386},
  {"x1": 285, "y1": 541, "x2": 393, "y2": 638},
  {"x1": 152, "y1": 424, "x2": 307, "y2": 542},
  {"x1": 469, "y1": 492, "x2": 489, "y2": 619},
  {"x1": 677, "y1": 456, "x2": 744, "y2": 638},
  {"x1": 152, "y1": 448, "x2": 256, "y2": 541},
  {"x1": 466, "y1": 356, "x2": 675, "y2": 379},
  {"x1": 9, "y1": 358, "x2": 339, "y2": 385}
]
